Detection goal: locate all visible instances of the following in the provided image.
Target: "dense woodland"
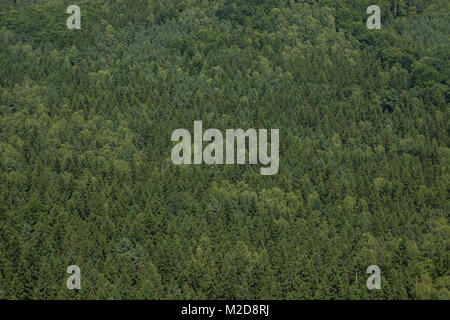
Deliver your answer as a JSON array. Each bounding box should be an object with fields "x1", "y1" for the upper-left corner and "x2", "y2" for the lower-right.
[{"x1": 0, "y1": 0, "x2": 448, "y2": 299}]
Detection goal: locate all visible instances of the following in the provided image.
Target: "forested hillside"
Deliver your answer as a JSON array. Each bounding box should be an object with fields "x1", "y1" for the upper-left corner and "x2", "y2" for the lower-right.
[{"x1": 0, "y1": 0, "x2": 448, "y2": 299}]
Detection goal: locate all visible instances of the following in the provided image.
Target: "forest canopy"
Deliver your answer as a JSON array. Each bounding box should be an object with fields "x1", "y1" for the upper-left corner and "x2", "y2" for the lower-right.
[{"x1": 0, "y1": 0, "x2": 449, "y2": 299}]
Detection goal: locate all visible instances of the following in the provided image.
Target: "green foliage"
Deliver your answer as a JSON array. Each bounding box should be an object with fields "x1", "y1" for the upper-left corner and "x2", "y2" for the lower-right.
[{"x1": 0, "y1": 0, "x2": 448, "y2": 299}]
